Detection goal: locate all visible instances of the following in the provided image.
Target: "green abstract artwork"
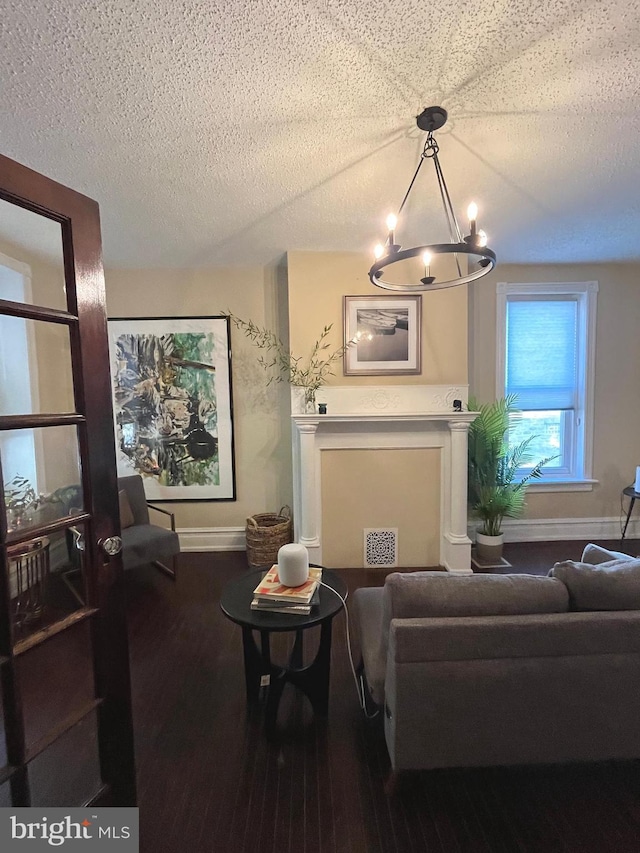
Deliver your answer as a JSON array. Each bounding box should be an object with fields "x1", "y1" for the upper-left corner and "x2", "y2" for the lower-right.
[{"x1": 108, "y1": 317, "x2": 235, "y2": 501}]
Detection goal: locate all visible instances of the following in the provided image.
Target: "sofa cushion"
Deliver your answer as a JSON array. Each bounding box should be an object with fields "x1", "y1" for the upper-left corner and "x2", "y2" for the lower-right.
[
  {"x1": 384, "y1": 571, "x2": 568, "y2": 620},
  {"x1": 118, "y1": 489, "x2": 135, "y2": 529},
  {"x1": 581, "y1": 543, "x2": 635, "y2": 565},
  {"x1": 550, "y1": 558, "x2": 640, "y2": 610},
  {"x1": 121, "y1": 524, "x2": 180, "y2": 571},
  {"x1": 381, "y1": 571, "x2": 569, "y2": 657}
]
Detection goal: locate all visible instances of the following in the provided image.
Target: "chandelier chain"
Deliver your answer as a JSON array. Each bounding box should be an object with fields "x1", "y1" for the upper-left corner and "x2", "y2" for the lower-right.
[
  {"x1": 432, "y1": 153, "x2": 463, "y2": 244},
  {"x1": 422, "y1": 133, "x2": 439, "y2": 159},
  {"x1": 396, "y1": 157, "x2": 425, "y2": 219},
  {"x1": 432, "y1": 154, "x2": 463, "y2": 277}
]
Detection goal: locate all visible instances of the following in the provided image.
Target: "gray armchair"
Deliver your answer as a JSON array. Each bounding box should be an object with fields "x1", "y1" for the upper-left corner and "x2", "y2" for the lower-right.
[{"x1": 117, "y1": 475, "x2": 180, "y2": 579}]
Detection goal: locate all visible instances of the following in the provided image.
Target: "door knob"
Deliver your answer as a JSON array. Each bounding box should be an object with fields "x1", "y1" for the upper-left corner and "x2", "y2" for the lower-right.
[{"x1": 101, "y1": 535, "x2": 123, "y2": 556}]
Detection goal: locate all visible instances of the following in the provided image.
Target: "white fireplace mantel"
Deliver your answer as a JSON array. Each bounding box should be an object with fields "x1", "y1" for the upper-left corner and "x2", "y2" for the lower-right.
[{"x1": 290, "y1": 386, "x2": 477, "y2": 574}]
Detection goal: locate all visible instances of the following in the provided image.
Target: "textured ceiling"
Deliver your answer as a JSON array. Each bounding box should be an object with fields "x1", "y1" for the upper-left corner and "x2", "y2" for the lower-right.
[{"x1": 1, "y1": 0, "x2": 640, "y2": 268}]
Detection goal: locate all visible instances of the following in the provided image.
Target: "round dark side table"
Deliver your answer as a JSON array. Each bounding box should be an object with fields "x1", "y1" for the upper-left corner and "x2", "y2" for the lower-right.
[
  {"x1": 220, "y1": 567, "x2": 347, "y2": 737},
  {"x1": 621, "y1": 485, "x2": 640, "y2": 542}
]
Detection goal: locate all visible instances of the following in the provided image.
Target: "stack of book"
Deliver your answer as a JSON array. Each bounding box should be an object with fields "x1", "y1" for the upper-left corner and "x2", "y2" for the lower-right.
[{"x1": 251, "y1": 565, "x2": 322, "y2": 615}]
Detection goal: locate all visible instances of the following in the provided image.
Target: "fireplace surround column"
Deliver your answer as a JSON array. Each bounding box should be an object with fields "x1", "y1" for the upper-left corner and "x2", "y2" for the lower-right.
[
  {"x1": 442, "y1": 419, "x2": 473, "y2": 573},
  {"x1": 448, "y1": 419, "x2": 470, "y2": 539},
  {"x1": 296, "y1": 420, "x2": 320, "y2": 548}
]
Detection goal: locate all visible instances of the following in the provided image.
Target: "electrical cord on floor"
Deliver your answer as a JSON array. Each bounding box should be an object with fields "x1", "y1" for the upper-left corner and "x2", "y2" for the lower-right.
[{"x1": 317, "y1": 580, "x2": 379, "y2": 719}]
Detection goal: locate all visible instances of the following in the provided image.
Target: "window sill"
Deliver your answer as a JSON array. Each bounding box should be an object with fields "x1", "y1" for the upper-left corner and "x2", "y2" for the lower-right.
[{"x1": 526, "y1": 479, "x2": 597, "y2": 493}]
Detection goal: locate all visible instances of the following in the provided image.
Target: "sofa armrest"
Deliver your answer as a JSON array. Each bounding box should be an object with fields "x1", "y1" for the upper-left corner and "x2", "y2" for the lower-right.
[{"x1": 353, "y1": 587, "x2": 386, "y2": 705}]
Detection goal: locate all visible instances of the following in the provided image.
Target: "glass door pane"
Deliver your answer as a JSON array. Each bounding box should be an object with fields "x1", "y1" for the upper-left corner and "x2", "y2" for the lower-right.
[
  {"x1": 28, "y1": 712, "x2": 102, "y2": 807},
  {"x1": 2, "y1": 425, "x2": 84, "y2": 536},
  {"x1": 0, "y1": 316, "x2": 75, "y2": 416},
  {"x1": 8, "y1": 523, "x2": 90, "y2": 648},
  {"x1": 0, "y1": 199, "x2": 66, "y2": 311},
  {"x1": 17, "y1": 622, "x2": 96, "y2": 749}
]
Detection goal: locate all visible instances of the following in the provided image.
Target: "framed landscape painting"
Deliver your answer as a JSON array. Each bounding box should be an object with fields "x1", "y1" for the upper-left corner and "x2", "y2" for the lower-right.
[
  {"x1": 343, "y1": 295, "x2": 422, "y2": 375},
  {"x1": 107, "y1": 315, "x2": 236, "y2": 501}
]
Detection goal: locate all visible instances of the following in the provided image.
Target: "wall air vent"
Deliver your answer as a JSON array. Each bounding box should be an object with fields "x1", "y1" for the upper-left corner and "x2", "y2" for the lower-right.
[{"x1": 364, "y1": 528, "x2": 398, "y2": 568}]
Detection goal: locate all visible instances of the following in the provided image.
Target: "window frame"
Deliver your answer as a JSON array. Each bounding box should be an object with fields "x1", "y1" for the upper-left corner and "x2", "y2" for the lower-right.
[{"x1": 496, "y1": 281, "x2": 598, "y2": 491}]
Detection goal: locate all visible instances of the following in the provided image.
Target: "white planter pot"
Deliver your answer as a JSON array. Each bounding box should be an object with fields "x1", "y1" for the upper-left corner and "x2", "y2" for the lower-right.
[{"x1": 475, "y1": 531, "x2": 504, "y2": 563}]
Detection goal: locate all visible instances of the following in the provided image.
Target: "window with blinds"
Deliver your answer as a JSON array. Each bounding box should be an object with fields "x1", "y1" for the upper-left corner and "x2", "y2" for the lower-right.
[{"x1": 496, "y1": 282, "x2": 598, "y2": 484}]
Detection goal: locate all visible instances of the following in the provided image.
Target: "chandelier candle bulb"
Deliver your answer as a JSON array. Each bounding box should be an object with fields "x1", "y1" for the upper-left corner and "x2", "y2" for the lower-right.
[
  {"x1": 386, "y1": 213, "x2": 398, "y2": 249},
  {"x1": 467, "y1": 202, "x2": 478, "y2": 238},
  {"x1": 420, "y1": 250, "x2": 434, "y2": 285}
]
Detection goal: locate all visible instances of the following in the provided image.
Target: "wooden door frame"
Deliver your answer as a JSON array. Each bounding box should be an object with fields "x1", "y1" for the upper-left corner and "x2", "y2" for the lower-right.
[{"x1": 0, "y1": 153, "x2": 136, "y2": 806}]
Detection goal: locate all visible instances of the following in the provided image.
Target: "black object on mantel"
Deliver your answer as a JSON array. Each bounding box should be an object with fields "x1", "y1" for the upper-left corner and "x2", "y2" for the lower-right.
[{"x1": 453, "y1": 399, "x2": 462, "y2": 412}]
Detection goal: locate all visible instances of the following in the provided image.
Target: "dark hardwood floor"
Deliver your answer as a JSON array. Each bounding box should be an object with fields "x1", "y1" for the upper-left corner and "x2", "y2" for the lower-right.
[
  {"x1": 9, "y1": 539, "x2": 640, "y2": 851},
  {"x1": 130, "y1": 540, "x2": 640, "y2": 853}
]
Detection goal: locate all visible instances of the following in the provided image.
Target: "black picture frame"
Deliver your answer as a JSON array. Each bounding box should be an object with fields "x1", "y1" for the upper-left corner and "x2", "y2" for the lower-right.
[
  {"x1": 343, "y1": 295, "x2": 422, "y2": 375},
  {"x1": 107, "y1": 315, "x2": 236, "y2": 501}
]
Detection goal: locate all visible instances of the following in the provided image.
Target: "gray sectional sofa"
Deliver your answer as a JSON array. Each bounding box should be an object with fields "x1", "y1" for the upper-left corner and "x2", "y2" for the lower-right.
[{"x1": 354, "y1": 544, "x2": 640, "y2": 772}]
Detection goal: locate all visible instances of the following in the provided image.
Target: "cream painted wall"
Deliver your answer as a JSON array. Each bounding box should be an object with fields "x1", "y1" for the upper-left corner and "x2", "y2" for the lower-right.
[
  {"x1": 321, "y1": 448, "x2": 441, "y2": 568},
  {"x1": 469, "y1": 262, "x2": 640, "y2": 521},
  {"x1": 5, "y1": 224, "x2": 637, "y2": 547},
  {"x1": 106, "y1": 253, "x2": 467, "y2": 549},
  {"x1": 105, "y1": 264, "x2": 293, "y2": 531},
  {"x1": 287, "y1": 251, "x2": 467, "y2": 566},
  {"x1": 286, "y1": 251, "x2": 468, "y2": 386}
]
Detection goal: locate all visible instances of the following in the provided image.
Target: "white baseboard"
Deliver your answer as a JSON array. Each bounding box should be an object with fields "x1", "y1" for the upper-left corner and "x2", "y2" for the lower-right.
[
  {"x1": 177, "y1": 527, "x2": 245, "y2": 552},
  {"x1": 469, "y1": 516, "x2": 639, "y2": 543},
  {"x1": 179, "y1": 516, "x2": 638, "y2": 555}
]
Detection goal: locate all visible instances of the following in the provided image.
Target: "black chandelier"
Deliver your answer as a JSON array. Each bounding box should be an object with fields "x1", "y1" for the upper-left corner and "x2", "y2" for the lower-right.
[{"x1": 369, "y1": 106, "x2": 496, "y2": 291}]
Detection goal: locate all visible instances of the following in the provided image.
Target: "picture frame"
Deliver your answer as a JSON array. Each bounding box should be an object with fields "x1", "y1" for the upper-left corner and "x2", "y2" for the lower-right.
[
  {"x1": 343, "y1": 295, "x2": 422, "y2": 375},
  {"x1": 107, "y1": 315, "x2": 236, "y2": 501}
]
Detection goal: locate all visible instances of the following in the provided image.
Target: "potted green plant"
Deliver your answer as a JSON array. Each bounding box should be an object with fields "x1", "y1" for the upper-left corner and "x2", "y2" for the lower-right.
[
  {"x1": 467, "y1": 394, "x2": 555, "y2": 562},
  {"x1": 226, "y1": 315, "x2": 353, "y2": 413},
  {"x1": 3, "y1": 475, "x2": 40, "y2": 530}
]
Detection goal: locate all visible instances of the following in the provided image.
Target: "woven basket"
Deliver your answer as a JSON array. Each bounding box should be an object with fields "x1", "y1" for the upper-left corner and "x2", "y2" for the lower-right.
[{"x1": 245, "y1": 506, "x2": 293, "y2": 569}]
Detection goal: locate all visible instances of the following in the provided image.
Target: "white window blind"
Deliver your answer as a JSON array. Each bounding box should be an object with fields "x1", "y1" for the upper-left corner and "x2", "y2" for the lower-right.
[
  {"x1": 496, "y1": 281, "x2": 598, "y2": 487},
  {"x1": 506, "y1": 297, "x2": 578, "y2": 411}
]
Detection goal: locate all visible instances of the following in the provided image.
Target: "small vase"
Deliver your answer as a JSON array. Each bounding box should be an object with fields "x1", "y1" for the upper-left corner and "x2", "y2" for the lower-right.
[
  {"x1": 303, "y1": 388, "x2": 317, "y2": 414},
  {"x1": 9, "y1": 506, "x2": 27, "y2": 531}
]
